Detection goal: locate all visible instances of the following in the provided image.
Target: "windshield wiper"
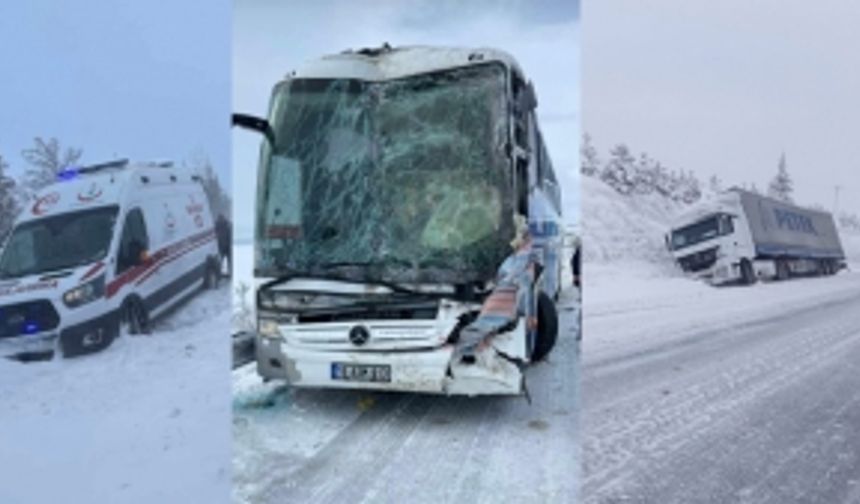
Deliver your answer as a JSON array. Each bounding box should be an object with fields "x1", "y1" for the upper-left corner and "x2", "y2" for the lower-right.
[
  {"x1": 319, "y1": 257, "x2": 414, "y2": 270},
  {"x1": 260, "y1": 270, "x2": 456, "y2": 302}
]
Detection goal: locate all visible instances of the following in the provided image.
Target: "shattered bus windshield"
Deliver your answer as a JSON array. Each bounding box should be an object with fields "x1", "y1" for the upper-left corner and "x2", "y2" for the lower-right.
[{"x1": 256, "y1": 63, "x2": 514, "y2": 283}]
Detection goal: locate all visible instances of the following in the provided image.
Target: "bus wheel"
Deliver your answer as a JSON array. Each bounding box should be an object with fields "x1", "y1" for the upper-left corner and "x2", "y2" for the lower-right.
[
  {"x1": 123, "y1": 299, "x2": 149, "y2": 335},
  {"x1": 740, "y1": 259, "x2": 756, "y2": 285},
  {"x1": 532, "y1": 291, "x2": 558, "y2": 362}
]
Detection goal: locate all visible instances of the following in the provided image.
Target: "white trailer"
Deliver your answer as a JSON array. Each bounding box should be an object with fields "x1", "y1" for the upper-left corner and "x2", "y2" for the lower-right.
[{"x1": 667, "y1": 188, "x2": 845, "y2": 285}]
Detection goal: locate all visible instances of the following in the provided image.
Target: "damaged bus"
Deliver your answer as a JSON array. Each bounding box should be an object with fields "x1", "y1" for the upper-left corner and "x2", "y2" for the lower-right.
[{"x1": 234, "y1": 45, "x2": 563, "y2": 395}]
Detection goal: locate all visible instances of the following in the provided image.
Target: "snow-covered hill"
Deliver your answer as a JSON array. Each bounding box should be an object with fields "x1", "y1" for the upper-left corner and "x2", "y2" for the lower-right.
[{"x1": 581, "y1": 175, "x2": 682, "y2": 266}]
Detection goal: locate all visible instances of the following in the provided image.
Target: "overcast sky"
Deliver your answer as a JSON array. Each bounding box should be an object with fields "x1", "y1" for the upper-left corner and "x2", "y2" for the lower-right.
[
  {"x1": 0, "y1": 1, "x2": 230, "y2": 183},
  {"x1": 585, "y1": 1, "x2": 860, "y2": 216},
  {"x1": 233, "y1": 0, "x2": 580, "y2": 240}
]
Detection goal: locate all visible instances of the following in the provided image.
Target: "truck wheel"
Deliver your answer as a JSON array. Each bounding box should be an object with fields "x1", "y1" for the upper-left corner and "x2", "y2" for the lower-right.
[
  {"x1": 532, "y1": 291, "x2": 558, "y2": 362},
  {"x1": 776, "y1": 260, "x2": 789, "y2": 281},
  {"x1": 122, "y1": 299, "x2": 149, "y2": 335},
  {"x1": 740, "y1": 259, "x2": 756, "y2": 285}
]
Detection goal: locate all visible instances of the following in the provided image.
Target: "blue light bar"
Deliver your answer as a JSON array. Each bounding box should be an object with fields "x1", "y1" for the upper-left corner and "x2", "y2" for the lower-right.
[{"x1": 57, "y1": 167, "x2": 80, "y2": 181}]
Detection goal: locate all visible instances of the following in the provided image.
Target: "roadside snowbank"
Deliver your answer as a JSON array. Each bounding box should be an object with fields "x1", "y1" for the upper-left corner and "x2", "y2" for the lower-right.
[
  {"x1": 233, "y1": 242, "x2": 255, "y2": 331},
  {"x1": 581, "y1": 175, "x2": 683, "y2": 267},
  {"x1": 0, "y1": 288, "x2": 231, "y2": 504}
]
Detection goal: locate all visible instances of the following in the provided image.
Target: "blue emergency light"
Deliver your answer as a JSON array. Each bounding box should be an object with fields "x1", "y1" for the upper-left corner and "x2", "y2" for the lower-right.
[{"x1": 57, "y1": 167, "x2": 80, "y2": 181}]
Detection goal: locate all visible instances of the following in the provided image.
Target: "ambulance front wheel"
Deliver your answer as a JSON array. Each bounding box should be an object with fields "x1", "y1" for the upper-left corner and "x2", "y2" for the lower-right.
[
  {"x1": 204, "y1": 259, "x2": 220, "y2": 290},
  {"x1": 122, "y1": 298, "x2": 150, "y2": 335}
]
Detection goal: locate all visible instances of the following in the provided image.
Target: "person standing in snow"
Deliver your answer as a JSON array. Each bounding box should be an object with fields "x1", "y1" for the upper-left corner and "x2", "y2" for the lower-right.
[
  {"x1": 215, "y1": 214, "x2": 232, "y2": 277},
  {"x1": 571, "y1": 237, "x2": 581, "y2": 289}
]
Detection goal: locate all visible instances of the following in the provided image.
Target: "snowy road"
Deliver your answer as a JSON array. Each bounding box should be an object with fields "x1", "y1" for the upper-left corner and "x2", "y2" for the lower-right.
[
  {"x1": 0, "y1": 287, "x2": 231, "y2": 504},
  {"x1": 582, "y1": 269, "x2": 860, "y2": 503},
  {"x1": 232, "y1": 288, "x2": 580, "y2": 504}
]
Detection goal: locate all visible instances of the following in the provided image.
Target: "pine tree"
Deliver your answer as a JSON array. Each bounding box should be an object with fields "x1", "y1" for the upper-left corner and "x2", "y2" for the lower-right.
[
  {"x1": 767, "y1": 153, "x2": 793, "y2": 202},
  {"x1": 632, "y1": 153, "x2": 656, "y2": 194},
  {"x1": 0, "y1": 156, "x2": 21, "y2": 242},
  {"x1": 680, "y1": 171, "x2": 702, "y2": 204},
  {"x1": 21, "y1": 137, "x2": 83, "y2": 193},
  {"x1": 708, "y1": 175, "x2": 723, "y2": 194},
  {"x1": 652, "y1": 162, "x2": 671, "y2": 197},
  {"x1": 580, "y1": 133, "x2": 600, "y2": 177},
  {"x1": 601, "y1": 143, "x2": 636, "y2": 194}
]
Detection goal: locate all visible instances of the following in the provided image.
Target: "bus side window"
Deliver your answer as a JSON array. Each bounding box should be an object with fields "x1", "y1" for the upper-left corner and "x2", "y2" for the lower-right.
[
  {"x1": 534, "y1": 123, "x2": 545, "y2": 187},
  {"x1": 512, "y1": 76, "x2": 529, "y2": 149},
  {"x1": 516, "y1": 158, "x2": 529, "y2": 217},
  {"x1": 117, "y1": 208, "x2": 150, "y2": 274}
]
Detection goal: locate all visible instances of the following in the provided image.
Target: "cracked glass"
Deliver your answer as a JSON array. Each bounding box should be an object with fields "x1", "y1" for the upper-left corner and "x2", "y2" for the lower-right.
[{"x1": 256, "y1": 63, "x2": 515, "y2": 284}]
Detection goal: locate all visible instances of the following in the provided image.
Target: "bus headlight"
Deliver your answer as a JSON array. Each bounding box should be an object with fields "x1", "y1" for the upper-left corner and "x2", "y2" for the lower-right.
[
  {"x1": 258, "y1": 318, "x2": 282, "y2": 339},
  {"x1": 63, "y1": 275, "x2": 106, "y2": 308}
]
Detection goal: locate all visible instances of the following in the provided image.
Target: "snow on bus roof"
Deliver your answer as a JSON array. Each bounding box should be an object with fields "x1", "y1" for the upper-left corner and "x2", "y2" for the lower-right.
[{"x1": 288, "y1": 45, "x2": 524, "y2": 82}]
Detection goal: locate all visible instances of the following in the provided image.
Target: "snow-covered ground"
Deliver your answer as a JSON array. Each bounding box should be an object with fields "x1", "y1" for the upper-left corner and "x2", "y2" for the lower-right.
[
  {"x1": 231, "y1": 242, "x2": 580, "y2": 503},
  {"x1": 581, "y1": 175, "x2": 860, "y2": 503},
  {"x1": 0, "y1": 287, "x2": 231, "y2": 504},
  {"x1": 232, "y1": 242, "x2": 255, "y2": 332}
]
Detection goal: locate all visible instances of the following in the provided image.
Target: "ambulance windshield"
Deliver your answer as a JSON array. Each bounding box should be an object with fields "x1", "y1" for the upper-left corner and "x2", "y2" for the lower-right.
[{"x1": 0, "y1": 206, "x2": 119, "y2": 279}]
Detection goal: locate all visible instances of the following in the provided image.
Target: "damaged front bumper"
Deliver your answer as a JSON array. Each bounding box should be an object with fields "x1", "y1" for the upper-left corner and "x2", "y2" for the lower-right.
[
  {"x1": 255, "y1": 319, "x2": 526, "y2": 396},
  {"x1": 685, "y1": 257, "x2": 739, "y2": 285}
]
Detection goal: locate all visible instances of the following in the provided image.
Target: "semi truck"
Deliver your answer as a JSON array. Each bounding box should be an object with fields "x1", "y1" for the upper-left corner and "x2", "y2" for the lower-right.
[{"x1": 666, "y1": 188, "x2": 845, "y2": 285}]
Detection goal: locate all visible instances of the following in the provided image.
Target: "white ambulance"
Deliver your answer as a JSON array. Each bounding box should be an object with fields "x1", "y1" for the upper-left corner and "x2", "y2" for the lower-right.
[{"x1": 0, "y1": 159, "x2": 221, "y2": 360}]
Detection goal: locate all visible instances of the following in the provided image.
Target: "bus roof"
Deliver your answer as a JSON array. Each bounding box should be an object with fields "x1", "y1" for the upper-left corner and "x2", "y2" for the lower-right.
[{"x1": 287, "y1": 45, "x2": 525, "y2": 82}]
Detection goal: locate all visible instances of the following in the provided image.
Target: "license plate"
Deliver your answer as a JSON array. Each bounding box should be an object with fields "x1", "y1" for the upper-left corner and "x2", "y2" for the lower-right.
[{"x1": 331, "y1": 362, "x2": 392, "y2": 383}]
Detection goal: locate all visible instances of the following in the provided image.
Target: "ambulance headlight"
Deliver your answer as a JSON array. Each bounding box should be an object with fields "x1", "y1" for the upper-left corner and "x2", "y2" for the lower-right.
[{"x1": 63, "y1": 275, "x2": 106, "y2": 308}]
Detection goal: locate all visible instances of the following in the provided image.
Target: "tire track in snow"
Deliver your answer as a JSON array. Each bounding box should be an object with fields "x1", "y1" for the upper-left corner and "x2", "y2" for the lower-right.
[{"x1": 583, "y1": 285, "x2": 860, "y2": 503}]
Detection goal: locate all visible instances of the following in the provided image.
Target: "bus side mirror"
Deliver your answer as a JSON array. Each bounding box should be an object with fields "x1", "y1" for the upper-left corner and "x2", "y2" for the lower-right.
[{"x1": 232, "y1": 113, "x2": 276, "y2": 146}]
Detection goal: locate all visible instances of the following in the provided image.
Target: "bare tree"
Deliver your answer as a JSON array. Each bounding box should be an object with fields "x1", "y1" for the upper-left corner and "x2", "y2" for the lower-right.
[
  {"x1": 0, "y1": 155, "x2": 21, "y2": 242},
  {"x1": 187, "y1": 155, "x2": 231, "y2": 219},
  {"x1": 21, "y1": 137, "x2": 83, "y2": 192}
]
